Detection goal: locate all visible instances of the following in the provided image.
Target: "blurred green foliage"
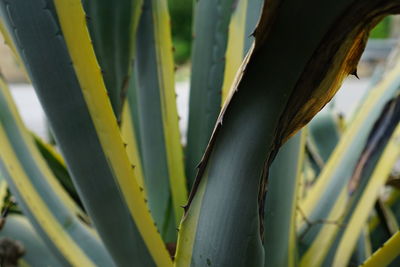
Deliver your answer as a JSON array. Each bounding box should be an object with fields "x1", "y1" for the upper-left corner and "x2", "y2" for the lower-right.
[
  {"x1": 168, "y1": 0, "x2": 193, "y2": 64},
  {"x1": 166, "y1": 2, "x2": 395, "y2": 63},
  {"x1": 370, "y1": 17, "x2": 391, "y2": 39},
  {"x1": 166, "y1": 2, "x2": 394, "y2": 62}
]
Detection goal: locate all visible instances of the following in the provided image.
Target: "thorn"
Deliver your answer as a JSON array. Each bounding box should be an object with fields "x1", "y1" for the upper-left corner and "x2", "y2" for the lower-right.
[
  {"x1": 144, "y1": 199, "x2": 148, "y2": 203},
  {"x1": 123, "y1": 143, "x2": 128, "y2": 148},
  {"x1": 174, "y1": 66, "x2": 178, "y2": 72},
  {"x1": 172, "y1": 46, "x2": 176, "y2": 52},
  {"x1": 85, "y1": 15, "x2": 91, "y2": 22},
  {"x1": 139, "y1": 187, "x2": 143, "y2": 192},
  {"x1": 131, "y1": 164, "x2": 136, "y2": 169},
  {"x1": 250, "y1": 28, "x2": 257, "y2": 37},
  {"x1": 183, "y1": 206, "x2": 189, "y2": 213},
  {"x1": 176, "y1": 228, "x2": 179, "y2": 232},
  {"x1": 196, "y1": 161, "x2": 203, "y2": 169},
  {"x1": 351, "y1": 69, "x2": 359, "y2": 79}
]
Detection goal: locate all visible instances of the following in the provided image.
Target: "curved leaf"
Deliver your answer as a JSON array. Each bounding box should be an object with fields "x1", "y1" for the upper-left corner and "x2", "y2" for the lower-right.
[
  {"x1": 221, "y1": 0, "x2": 263, "y2": 102},
  {"x1": 176, "y1": 1, "x2": 400, "y2": 265},
  {"x1": 0, "y1": 75, "x2": 112, "y2": 266},
  {"x1": 133, "y1": 0, "x2": 187, "y2": 239},
  {"x1": 300, "y1": 94, "x2": 400, "y2": 266},
  {"x1": 264, "y1": 131, "x2": 306, "y2": 267},
  {"x1": 0, "y1": 0, "x2": 172, "y2": 265},
  {"x1": 327, "y1": 107, "x2": 400, "y2": 267},
  {"x1": 82, "y1": 0, "x2": 143, "y2": 120},
  {"x1": 0, "y1": 215, "x2": 62, "y2": 267},
  {"x1": 185, "y1": 0, "x2": 236, "y2": 186},
  {"x1": 362, "y1": 230, "x2": 400, "y2": 267},
  {"x1": 308, "y1": 109, "x2": 341, "y2": 163},
  {"x1": 32, "y1": 134, "x2": 83, "y2": 210}
]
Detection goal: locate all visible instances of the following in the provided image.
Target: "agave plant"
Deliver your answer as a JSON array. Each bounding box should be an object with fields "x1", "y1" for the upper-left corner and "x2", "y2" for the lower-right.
[{"x1": 0, "y1": 0, "x2": 399, "y2": 266}]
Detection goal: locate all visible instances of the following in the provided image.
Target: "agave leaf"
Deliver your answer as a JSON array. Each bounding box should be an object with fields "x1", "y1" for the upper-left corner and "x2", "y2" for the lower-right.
[
  {"x1": 370, "y1": 204, "x2": 400, "y2": 267},
  {"x1": 387, "y1": 189, "x2": 400, "y2": 225},
  {"x1": 370, "y1": 197, "x2": 400, "y2": 252},
  {"x1": 299, "y1": 50, "x2": 400, "y2": 229},
  {"x1": 32, "y1": 134, "x2": 84, "y2": 209},
  {"x1": 0, "y1": 215, "x2": 63, "y2": 266},
  {"x1": 299, "y1": 90, "x2": 400, "y2": 267},
  {"x1": 120, "y1": 59, "x2": 147, "y2": 203},
  {"x1": 304, "y1": 110, "x2": 341, "y2": 180},
  {"x1": 176, "y1": 1, "x2": 400, "y2": 266},
  {"x1": 264, "y1": 131, "x2": 306, "y2": 267},
  {"x1": 375, "y1": 197, "x2": 399, "y2": 237},
  {"x1": 187, "y1": 0, "x2": 263, "y2": 188},
  {"x1": 221, "y1": 0, "x2": 247, "y2": 103},
  {"x1": 243, "y1": 0, "x2": 263, "y2": 52},
  {"x1": 124, "y1": 68, "x2": 143, "y2": 158},
  {"x1": 120, "y1": 103, "x2": 147, "y2": 200},
  {"x1": 0, "y1": 0, "x2": 172, "y2": 265},
  {"x1": 368, "y1": 194, "x2": 399, "y2": 254},
  {"x1": 349, "y1": 227, "x2": 372, "y2": 266},
  {"x1": 221, "y1": 0, "x2": 263, "y2": 102},
  {"x1": 133, "y1": 0, "x2": 187, "y2": 239},
  {"x1": 0, "y1": 15, "x2": 26, "y2": 77},
  {"x1": 0, "y1": 75, "x2": 112, "y2": 266},
  {"x1": 308, "y1": 109, "x2": 341, "y2": 164},
  {"x1": 324, "y1": 99, "x2": 400, "y2": 267},
  {"x1": 82, "y1": 0, "x2": 143, "y2": 120},
  {"x1": 362, "y1": 230, "x2": 400, "y2": 267},
  {"x1": 31, "y1": 134, "x2": 89, "y2": 224},
  {"x1": 185, "y1": 0, "x2": 236, "y2": 186},
  {"x1": 298, "y1": 142, "x2": 320, "y2": 200},
  {"x1": 0, "y1": 174, "x2": 7, "y2": 210},
  {"x1": 305, "y1": 137, "x2": 325, "y2": 176}
]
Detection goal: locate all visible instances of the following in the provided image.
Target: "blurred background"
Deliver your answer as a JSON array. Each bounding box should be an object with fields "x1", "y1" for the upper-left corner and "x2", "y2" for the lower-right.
[{"x1": 0, "y1": 1, "x2": 400, "y2": 146}]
